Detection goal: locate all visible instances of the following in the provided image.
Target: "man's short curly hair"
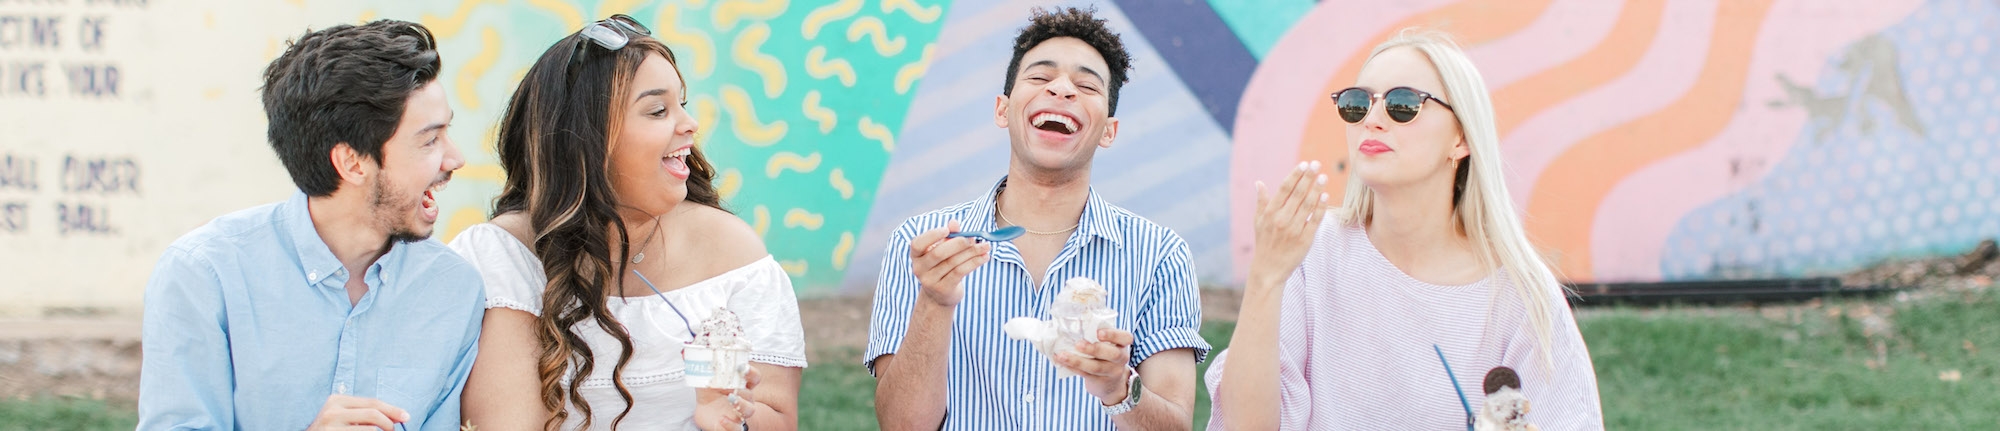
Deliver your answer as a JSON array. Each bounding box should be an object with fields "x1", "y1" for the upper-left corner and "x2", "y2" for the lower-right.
[
  {"x1": 261, "y1": 19, "x2": 441, "y2": 197},
  {"x1": 1002, "y1": 6, "x2": 1133, "y2": 116}
]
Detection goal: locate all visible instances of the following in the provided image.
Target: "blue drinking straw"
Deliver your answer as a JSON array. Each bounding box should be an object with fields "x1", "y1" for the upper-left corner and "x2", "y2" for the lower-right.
[
  {"x1": 633, "y1": 270, "x2": 698, "y2": 340},
  {"x1": 1434, "y1": 344, "x2": 1475, "y2": 431}
]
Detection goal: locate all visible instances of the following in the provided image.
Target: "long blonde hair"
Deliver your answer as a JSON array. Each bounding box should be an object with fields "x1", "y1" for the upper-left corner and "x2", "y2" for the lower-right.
[{"x1": 1335, "y1": 29, "x2": 1569, "y2": 372}]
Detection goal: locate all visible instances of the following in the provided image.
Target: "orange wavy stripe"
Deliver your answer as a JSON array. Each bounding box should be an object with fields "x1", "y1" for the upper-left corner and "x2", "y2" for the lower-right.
[
  {"x1": 1298, "y1": 0, "x2": 1558, "y2": 201},
  {"x1": 1490, "y1": 0, "x2": 1667, "y2": 136},
  {"x1": 1525, "y1": 0, "x2": 1778, "y2": 280}
]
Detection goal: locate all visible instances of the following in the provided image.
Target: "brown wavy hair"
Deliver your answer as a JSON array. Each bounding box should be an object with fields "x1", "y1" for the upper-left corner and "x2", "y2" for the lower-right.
[{"x1": 490, "y1": 27, "x2": 724, "y2": 430}]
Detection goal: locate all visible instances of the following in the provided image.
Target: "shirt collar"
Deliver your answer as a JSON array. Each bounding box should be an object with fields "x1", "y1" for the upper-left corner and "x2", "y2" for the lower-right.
[
  {"x1": 282, "y1": 191, "x2": 402, "y2": 286},
  {"x1": 964, "y1": 176, "x2": 1124, "y2": 248}
]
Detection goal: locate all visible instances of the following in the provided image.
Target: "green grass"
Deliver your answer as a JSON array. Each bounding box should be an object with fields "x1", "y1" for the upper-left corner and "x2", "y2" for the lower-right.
[
  {"x1": 14, "y1": 288, "x2": 1999, "y2": 429},
  {"x1": 796, "y1": 324, "x2": 1237, "y2": 431},
  {"x1": 0, "y1": 397, "x2": 135, "y2": 430},
  {"x1": 799, "y1": 347, "x2": 881, "y2": 430},
  {"x1": 1587, "y1": 290, "x2": 2000, "y2": 429}
]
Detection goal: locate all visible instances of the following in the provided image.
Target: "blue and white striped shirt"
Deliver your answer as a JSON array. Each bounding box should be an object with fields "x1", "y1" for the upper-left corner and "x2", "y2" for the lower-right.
[{"x1": 865, "y1": 177, "x2": 1210, "y2": 430}]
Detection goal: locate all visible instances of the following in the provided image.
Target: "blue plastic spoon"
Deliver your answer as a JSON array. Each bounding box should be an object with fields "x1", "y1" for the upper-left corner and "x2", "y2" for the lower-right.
[{"x1": 947, "y1": 226, "x2": 1027, "y2": 242}]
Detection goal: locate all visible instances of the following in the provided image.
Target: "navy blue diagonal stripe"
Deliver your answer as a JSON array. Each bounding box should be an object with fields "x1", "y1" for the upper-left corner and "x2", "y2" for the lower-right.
[{"x1": 1110, "y1": 0, "x2": 1259, "y2": 133}]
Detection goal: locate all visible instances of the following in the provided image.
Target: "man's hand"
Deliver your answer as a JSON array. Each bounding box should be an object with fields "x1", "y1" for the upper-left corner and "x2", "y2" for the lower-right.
[
  {"x1": 1055, "y1": 328, "x2": 1137, "y2": 406},
  {"x1": 909, "y1": 220, "x2": 992, "y2": 307},
  {"x1": 307, "y1": 394, "x2": 408, "y2": 431}
]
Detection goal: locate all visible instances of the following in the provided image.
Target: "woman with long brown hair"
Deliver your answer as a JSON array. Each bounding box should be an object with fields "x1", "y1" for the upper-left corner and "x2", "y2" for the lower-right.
[{"x1": 448, "y1": 15, "x2": 805, "y2": 431}]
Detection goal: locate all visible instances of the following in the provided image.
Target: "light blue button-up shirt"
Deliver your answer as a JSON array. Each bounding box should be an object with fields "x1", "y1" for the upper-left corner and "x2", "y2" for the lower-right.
[
  {"x1": 138, "y1": 192, "x2": 484, "y2": 431},
  {"x1": 866, "y1": 178, "x2": 1211, "y2": 430}
]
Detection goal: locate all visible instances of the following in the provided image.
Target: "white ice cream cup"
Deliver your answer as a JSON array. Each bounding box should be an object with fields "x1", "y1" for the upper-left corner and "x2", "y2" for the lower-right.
[{"x1": 683, "y1": 343, "x2": 750, "y2": 389}]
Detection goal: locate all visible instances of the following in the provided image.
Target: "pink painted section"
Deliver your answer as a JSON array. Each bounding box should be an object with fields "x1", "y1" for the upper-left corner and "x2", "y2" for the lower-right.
[
  {"x1": 1589, "y1": 0, "x2": 1926, "y2": 281},
  {"x1": 1499, "y1": 0, "x2": 1720, "y2": 206},
  {"x1": 1467, "y1": 0, "x2": 1625, "y2": 89},
  {"x1": 1226, "y1": 0, "x2": 1461, "y2": 280}
]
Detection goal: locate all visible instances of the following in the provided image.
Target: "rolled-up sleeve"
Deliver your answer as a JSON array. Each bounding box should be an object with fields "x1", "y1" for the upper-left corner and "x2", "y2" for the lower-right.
[
  {"x1": 1129, "y1": 236, "x2": 1209, "y2": 366},
  {"x1": 863, "y1": 225, "x2": 920, "y2": 377},
  {"x1": 137, "y1": 247, "x2": 236, "y2": 431}
]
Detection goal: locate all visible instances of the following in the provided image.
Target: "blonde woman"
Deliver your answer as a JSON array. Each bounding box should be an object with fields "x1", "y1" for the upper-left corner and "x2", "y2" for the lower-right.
[{"x1": 1205, "y1": 30, "x2": 1603, "y2": 429}]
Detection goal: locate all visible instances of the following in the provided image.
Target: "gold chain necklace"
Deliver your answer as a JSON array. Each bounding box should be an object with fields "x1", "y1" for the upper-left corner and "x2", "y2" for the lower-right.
[{"x1": 994, "y1": 190, "x2": 1079, "y2": 236}]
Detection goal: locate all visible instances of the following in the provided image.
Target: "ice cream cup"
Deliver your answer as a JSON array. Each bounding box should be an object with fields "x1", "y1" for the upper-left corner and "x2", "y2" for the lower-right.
[{"x1": 683, "y1": 343, "x2": 750, "y2": 389}]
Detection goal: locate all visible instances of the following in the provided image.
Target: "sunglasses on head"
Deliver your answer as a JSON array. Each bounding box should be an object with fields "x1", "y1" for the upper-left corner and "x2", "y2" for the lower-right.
[
  {"x1": 402, "y1": 24, "x2": 437, "y2": 51},
  {"x1": 396, "y1": 24, "x2": 439, "y2": 86},
  {"x1": 1332, "y1": 86, "x2": 1454, "y2": 124},
  {"x1": 572, "y1": 14, "x2": 652, "y2": 64}
]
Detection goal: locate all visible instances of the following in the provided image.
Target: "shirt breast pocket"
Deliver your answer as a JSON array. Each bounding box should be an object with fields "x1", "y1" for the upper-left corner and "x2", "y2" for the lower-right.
[{"x1": 376, "y1": 366, "x2": 443, "y2": 425}]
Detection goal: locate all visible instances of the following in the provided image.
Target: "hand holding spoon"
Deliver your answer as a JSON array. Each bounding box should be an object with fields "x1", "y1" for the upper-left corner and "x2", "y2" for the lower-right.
[{"x1": 946, "y1": 226, "x2": 1027, "y2": 243}]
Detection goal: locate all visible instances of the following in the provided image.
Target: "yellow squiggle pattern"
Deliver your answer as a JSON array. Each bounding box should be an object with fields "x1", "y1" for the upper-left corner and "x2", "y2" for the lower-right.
[
  {"x1": 801, "y1": 0, "x2": 862, "y2": 39},
  {"x1": 765, "y1": 152, "x2": 822, "y2": 178},
  {"x1": 690, "y1": 94, "x2": 719, "y2": 138},
  {"x1": 419, "y1": 0, "x2": 502, "y2": 38},
  {"x1": 654, "y1": 5, "x2": 717, "y2": 77},
  {"x1": 752, "y1": 205, "x2": 771, "y2": 238},
  {"x1": 455, "y1": 28, "x2": 501, "y2": 110},
  {"x1": 804, "y1": 47, "x2": 857, "y2": 87},
  {"x1": 732, "y1": 23, "x2": 788, "y2": 97},
  {"x1": 596, "y1": 0, "x2": 646, "y2": 17},
  {"x1": 721, "y1": 86, "x2": 787, "y2": 146},
  {"x1": 784, "y1": 208, "x2": 825, "y2": 230},
  {"x1": 832, "y1": 232, "x2": 855, "y2": 270},
  {"x1": 880, "y1": 0, "x2": 943, "y2": 23},
  {"x1": 846, "y1": 16, "x2": 907, "y2": 57},
  {"x1": 858, "y1": 117, "x2": 896, "y2": 152},
  {"x1": 829, "y1": 167, "x2": 854, "y2": 199},
  {"x1": 456, "y1": 164, "x2": 506, "y2": 185},
  {"x1": 442, "y1": 208, "x2": 487, "y2": 244},
  {"x1": 895, "y1": 43, "x2": 936, "y2": 95},
  {"x1": 779, "y1": 260, "x2": 808, "y2": 277},
  {"x1": 523, "y1": 0, "x2": 585, "y2": 31},
  {"x1": 716, "y1": 168, "x2": 743, "y2": 200},
  {"x1": 713, "y1": 0, "x2": 788, "y2": 31},
  {"x1": 802, "y1": 91, "x2": 837, "y2": 134}
]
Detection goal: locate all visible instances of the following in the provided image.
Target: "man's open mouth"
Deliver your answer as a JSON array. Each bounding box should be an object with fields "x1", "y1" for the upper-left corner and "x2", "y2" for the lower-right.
[{"x1": 1032, "y1": 112, "x2": 1079, "y2": 135}]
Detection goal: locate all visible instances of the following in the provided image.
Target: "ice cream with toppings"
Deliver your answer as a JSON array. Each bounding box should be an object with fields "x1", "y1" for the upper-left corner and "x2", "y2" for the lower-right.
[
  {"x1": 1003, "y1": 277, "x2": 1121, "y2": 379},
  {"x1": 1476, "y1": 366, "x2": 1539, "y2": 431},
  {"x1": 683, "y1": 307, "x2": 751, "y2": 389}
]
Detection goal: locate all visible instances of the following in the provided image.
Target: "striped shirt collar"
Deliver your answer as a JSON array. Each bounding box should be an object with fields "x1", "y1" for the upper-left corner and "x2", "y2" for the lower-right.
[{"x1": 964, "y1": 176, "x2": 1125, "y2": 248}]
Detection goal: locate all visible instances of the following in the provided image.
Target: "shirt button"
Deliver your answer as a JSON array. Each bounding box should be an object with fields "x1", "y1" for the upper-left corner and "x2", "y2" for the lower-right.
[
  {"x1": 1023, "y1": 393, "x2": 1034, "y2": 403},
  {"x1": 307, "y1": 270, "x2": 318, "y2": 280}
]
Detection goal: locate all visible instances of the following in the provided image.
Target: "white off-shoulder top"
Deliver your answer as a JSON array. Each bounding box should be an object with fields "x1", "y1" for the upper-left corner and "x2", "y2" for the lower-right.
[{"x1": 449, "y1": 223, "x2": 807, "y2": 430}]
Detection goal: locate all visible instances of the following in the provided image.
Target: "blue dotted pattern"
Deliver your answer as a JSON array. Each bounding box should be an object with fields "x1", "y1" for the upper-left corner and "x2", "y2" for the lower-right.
[{"x1": 1660, "y1": 0, "x2": 2000, "y2": 280}]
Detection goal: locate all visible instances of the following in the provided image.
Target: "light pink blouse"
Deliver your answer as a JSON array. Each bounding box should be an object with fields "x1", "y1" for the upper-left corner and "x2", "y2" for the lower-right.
[{"x1": 1205, "y1": 224, "x2": 1604, "y2": 430}]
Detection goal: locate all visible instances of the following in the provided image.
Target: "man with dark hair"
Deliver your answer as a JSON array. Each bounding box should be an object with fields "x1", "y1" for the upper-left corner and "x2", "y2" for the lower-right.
[
  {"x1": 867, "y1": 7, "x2": 1207, "y2": 430},
  {"x1": 138, "y1": 20, "x2": 482, "y2": 431}
]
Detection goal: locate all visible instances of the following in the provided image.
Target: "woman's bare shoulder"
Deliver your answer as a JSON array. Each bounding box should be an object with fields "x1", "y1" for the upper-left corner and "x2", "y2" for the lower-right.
[
  {"x1": 678, "y1": 205, "x2": 769, "y2": 268},
  {"x1": 487, "y1": 212, "x2": 536, "y2": 247}
]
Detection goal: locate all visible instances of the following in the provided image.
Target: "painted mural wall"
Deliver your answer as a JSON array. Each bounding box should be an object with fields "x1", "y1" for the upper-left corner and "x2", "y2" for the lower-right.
[{"x1": 2, "y1": 0, "x2": 1994, "y2": 315}]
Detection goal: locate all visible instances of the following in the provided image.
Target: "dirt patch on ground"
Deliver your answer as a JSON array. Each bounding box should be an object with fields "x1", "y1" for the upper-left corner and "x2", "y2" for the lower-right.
[{"x1": 0, "y1": 319, "x2": 141, "y2": 406}]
